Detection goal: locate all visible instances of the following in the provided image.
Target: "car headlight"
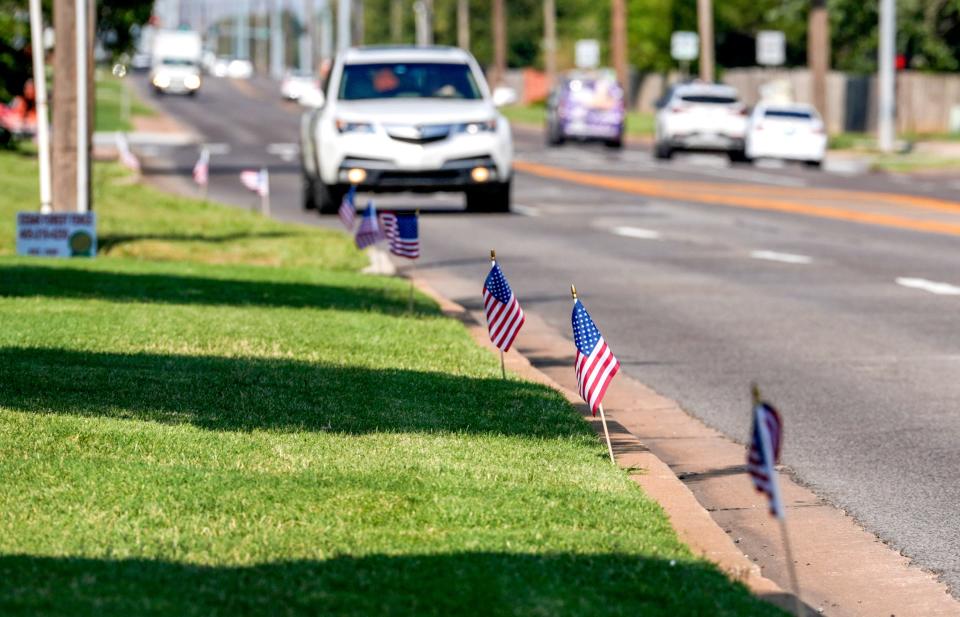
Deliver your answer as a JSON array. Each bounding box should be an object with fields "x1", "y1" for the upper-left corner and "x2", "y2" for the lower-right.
[
  {"x1": 335, "y1": 119, "x2": 375, "y2": 134},
  {"x1": 184, "y1": 74, "x2": 201, "y2": 89},
  {"x1": 456, "y1": 119, "x2": 497, "y2": 134},
  {"x1": 152, "y1": 74, "x2": 171, "y2": 88}
]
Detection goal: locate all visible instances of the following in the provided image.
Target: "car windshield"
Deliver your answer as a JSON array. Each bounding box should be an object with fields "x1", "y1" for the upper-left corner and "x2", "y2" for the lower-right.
[
  {"x1": 339, "y1": 62, "x2": 482, "y2": 100},
  {"x1": 680, "y1": 94, "x2": 738, "y2": 104},
  {"x1": 161, "y1": 58, "x2": 197, "y2": 67},
  {"x1": 764, "y1": 109, "x2": 814, "y2": 120}
]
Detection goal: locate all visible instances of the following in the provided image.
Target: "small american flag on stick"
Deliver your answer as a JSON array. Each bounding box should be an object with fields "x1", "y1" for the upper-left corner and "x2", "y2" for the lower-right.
[
  {"x1": 378, "y1": 211, "x2": 398, "y2": 241},
  {"x1": 355, "y1": 201, "x2": 384, "y2": 249},
  {"x1": 571, "y1": 288, "x2": 619, "y2": 416},
  {"x1": 339, "y1": 186, "x2": 357, "y2": 230},
  {"x1": 240, "y1": 168, "x2": 269, "y2": 197},
  {"x1": 483, "y1": 251, "x2": 525, "y2": 352},
  {"x1": 747, "y1": 385, "x2": 785, "y2": 518},
  {"x1": 115, "y1": 133, "x2": 140, "y2": 172},
  {"x1": 389, "y1": 212, "x2": 419, "y2": 259},
  {"x1": 192, "y1": 147, "x2": 210, "y2": 187}
]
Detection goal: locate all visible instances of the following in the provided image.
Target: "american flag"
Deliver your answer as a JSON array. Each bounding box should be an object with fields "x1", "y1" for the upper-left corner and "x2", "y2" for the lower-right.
[
  {"x1": 115, "y1": 133, "x2": 140, "y2": 171},
  {"x1": 339, "y1": 185, "x2": 357, "y2": 230},
  {"x1": 482, "y1": 261, "x2": 524, "y2": 352},
  {"x1": 355, "y1": 201, "x2": 384, "y2": 249},
  {"x1": 572, "y1": 297, "x2": 619, "y2": 416},
  {"x1": 389, "y1": 213, "x2": 419, "y2": 259},
  {"x1": 192, "y1": 147, "x2": 210, "y2": 187},
  {"x1": 240, "y1": 168, "x2": 269, "y2": 197},
  {"x1": 747, "y1": 397, "x2": 784, "y2": 518},
  {"x1": 378, "y1": 211, "x2": 398, "y2": 240}
]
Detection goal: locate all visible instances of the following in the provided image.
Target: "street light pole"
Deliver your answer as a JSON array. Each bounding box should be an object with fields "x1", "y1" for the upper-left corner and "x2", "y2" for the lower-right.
[
  {"x1": 28, "y1": 0, "x2": 52, "y2": 212},
  {"x1": 75, "y1": 0, "x2": 88, "y2": 213},
  {"x1": 697, "y1": 0, "x2": 714, "y2": 82},
  {"x1": 878, "y1": 0, "x2": 896, "y2": 152},
  {"x1": 337, "y1": 0, "x2": 350, "y2": 51},
  {"x1": 543, "y1": 0, "x2": 556, "y2": 89},
  {"x1": 491, "y1": 0, "x2": 506, "y2": 87}
]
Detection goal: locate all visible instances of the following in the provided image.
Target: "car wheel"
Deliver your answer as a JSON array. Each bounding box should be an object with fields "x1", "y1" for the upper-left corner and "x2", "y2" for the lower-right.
[
  {"x1": 604, "y1": 136, "x2": 623, "y2": 149},
  {"x1": 547, "y1": 122, "x2": 565, "y2": 146},
  {"x1": 728, "y1": 149, "x2": 749, "y2": 163},
  {"x1": 804, "y1": 159, "x2": 822, "y2": 168},
  {"x1": 316, "y1": 180, "x2": 346, "y2": 215},
  {"x1": 654, "y1": 142, "x2": 673, "y2": 159},
  {"x1": 302, "y1": 175, "x2": 317, "y2": 210},
  {"x1": 466, "y1": 180, "x2": 511, "y2": 213}
]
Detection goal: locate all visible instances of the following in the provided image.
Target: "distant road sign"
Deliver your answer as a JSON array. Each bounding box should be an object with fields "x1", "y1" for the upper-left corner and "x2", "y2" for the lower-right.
[
  {"x1": 671, "y1": 31, "x2": 699, "y2": 62},
  {"x1": 575, "y1": 39, "x2": 600, "y2": 69},
  {"x1": 756, "y1": 30, "x2": 786, "y2": 66}
]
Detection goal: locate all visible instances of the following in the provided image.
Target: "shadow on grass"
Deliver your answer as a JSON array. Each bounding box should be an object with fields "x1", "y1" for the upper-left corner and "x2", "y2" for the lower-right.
[
  {"x1": 98, "y1": 231, "x2": 295, "y2": 252},
  {"x1": 0, "y1": 347, "x2": 585, "y2": 438},
  {"x1": 0, "y1": 265, "x2": 434, "y2": 314},
  {"x1": 0, "y1": 552, "x2": 789, "y2": 617}
]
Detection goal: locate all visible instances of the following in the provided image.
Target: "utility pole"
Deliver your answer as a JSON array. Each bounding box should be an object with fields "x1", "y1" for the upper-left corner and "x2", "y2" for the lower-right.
[
  {"x1": 337, "y1": 0, "x2": 350, "y2": 51},
  {"x1": 543, "y1": 0, "x2": 556, "y2": 88},
  {"x1": 878, "y1": 0, "x2": 896, "y2": 152},
  {"x1": 414, "y1": 0, "x2": 432, "y2": 45},
  {"x1": 302, "y1": 0, "x2": 315, "y2": 72},
  {"x1": 697, "y1": 0, "x2": 714, "y2": 82},
  {"x1": 52, "y1": 0, "x2": 77, "y2": 211},
  {"x1": 491, "y1": 0, "x2": 506, "y2": 87},
  {"x1": 270, "y1": 0, "x2": 284, "y2": 78},
  {"x1": 392, "y1": 0, "x2": 404, "y2": 43},
  {"x1": 352, "y1": 0, "x2": 364, "y2": 46},
  {"x1": 236, "y1": 0, "x2": 250, "y2": 60},
  {"x1": 319, "y1": 0, "x2": 333, "y2": 60},
  {"x1": 808, "y1": 0, "x2": 829, "y2": 125},
  {"x1": 457, "y1": 0, "x2": 469, "y2": 50},
  {"x1": 610, "y1": 0, "x2": 627, "y2": 89}
]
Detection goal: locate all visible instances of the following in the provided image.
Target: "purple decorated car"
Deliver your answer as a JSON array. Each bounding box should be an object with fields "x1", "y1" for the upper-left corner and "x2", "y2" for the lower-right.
[{"x1": 546, "y1": 71, "x2": 625, "y2": 149}]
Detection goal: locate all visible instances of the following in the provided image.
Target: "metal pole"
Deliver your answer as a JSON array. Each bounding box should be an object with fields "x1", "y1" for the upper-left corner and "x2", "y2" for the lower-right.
[
  {"x1": 236, "y1": 0, "x2": 250, "y2": 60},
  {"x1": 28, "y1": 0, "x2": 52, "y2": 213},
  {"x1": 457, "y1": 0, "x2": 469, "y2": 50},
  {"x1": 337, "y1": 0, "x2": 351, "y2": 51},
  {"x1": 808, "y1": 0, "x2": 829, "y2": 124},
  {"x1": 76, "y1": 0, "x2": 89, "y2": 213},
  {"x1": 779, "y1": 518, "x2": 806, "y2": 617},
  {"x1": 610, "y1": 0, "x2": 627, "y2": 89},
  {"x1": 697, "y1": 0, "x2": 714, "y2": 82},
  {"x1": 878, "y1": 0, "x2": 896, "y2": 152},
  {"x1": 270, "y1": 0, "x2": 285, "y2": 79},
  {"x1": 491, "y1": 0, "x2": 506, "y2": 87},
  {"x1": 319, "y1": 0, "x2": 333, "y2": 60}
]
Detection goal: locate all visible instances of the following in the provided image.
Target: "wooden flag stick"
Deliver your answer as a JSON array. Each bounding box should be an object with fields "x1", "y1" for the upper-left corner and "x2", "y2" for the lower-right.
[
  {"x1": 408, "y1": 275, "x2": 414, "y2": 312},
  {"x1": 780, "y1": 517, "x2": 805, "y2": 617},
  {"x1": 500, "y1": 350, "x2": 506, "y2": 379},
  {"x1": 597, "y1": 403, "x2": 615, "y2": 464}
]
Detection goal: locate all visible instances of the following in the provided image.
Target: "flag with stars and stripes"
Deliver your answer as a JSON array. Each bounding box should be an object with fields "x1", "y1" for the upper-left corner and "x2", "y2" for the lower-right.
[
  {"x1": 339, "y1": 185, "x2": 357, "y2": 230},
  {"x1": 483, "y1": 261, "x2": 524, "y2": 352},
  {"x1": 240, "y1": 168, "x2": 269, "y2": 197},
  {"x1": 379, "y1": 211, "x2": 398, "y2": 241},
  {"x1": 115, "y1": 133, "x2": 140, "y2": 172},
  {"x1": 355, "y1": 201, "x2": 384, "y2": 249},
  {"x1": 192, "y1": 147, "x2": 209, "y2": 186},
  {"x1": 572, "y1": 298, "x2": 619, "y2": 415},
  {"x1": 389, "y1": 212, "x2": 419, "y2": 259},
  {"x1": 747, "y1": 398, "x2": 785, "y2": 518}
]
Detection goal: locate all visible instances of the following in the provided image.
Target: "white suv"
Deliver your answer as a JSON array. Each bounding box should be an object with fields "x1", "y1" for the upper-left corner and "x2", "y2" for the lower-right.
[
  {"x1": 300, "y1": 46, "x2": 513, "y2": 213},
  {"x1": 654, "y1": 82, "x2": 749, "y2": 161}
]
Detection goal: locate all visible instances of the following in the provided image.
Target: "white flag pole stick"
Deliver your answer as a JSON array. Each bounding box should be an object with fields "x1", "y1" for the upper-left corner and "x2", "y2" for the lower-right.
[
  {"x1": 597, "y1": 403, "x2": 615, "y2": 464},
  {"x1": 780, "y1": 517, "x2": 804, "y2": 617},
  {"x1": 260, "y1": 168, "x2": 271, "y2": 217}
]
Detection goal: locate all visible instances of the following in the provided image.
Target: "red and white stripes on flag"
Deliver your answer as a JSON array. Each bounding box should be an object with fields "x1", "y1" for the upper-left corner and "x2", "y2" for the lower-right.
[
  {"x1": 240, "y1": 168, "x2": 269, "y2": 197},
  {"x1": 378, "y1": 211, "x2": 398, "y2": 240},
  {"x1": 571, "y1": 298, "x2": 619, "y2": 415},
  {"x1": 339, "y1": 185, "x2": 357, "y2": 230},
  {"x1": 115, "y1": 133, "x2": 140, "y2": 171},
  {"x1": 389, "y1": 213, "x2": 419, "y2": 259},
  {"x1": 192, "y1": 147, "x2": 210, "y2": 187},
  {"x1": 482, "y1": 261, "x2": 525, "y2": 352},
  {"x1": 355, "y1": 201, "x2": 385, "y2": 249},
  {"x1": 747, "y1": 398, "x2": 785, "y2": 518}
]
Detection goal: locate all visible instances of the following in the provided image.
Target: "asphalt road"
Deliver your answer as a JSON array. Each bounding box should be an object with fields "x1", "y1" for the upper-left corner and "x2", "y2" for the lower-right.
[{"x1": 132, "y1": 73, "x2": 960, "y2": 598}]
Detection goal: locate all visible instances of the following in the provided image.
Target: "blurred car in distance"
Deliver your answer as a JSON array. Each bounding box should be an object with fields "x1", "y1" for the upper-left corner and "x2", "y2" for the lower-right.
[
  {"x1": 654, "y1": 82, "x2": 748, "y2": 161},
  {"x1": 226, "y1": 59, "x2": 254, "y2": 80},
  {"x1": 149, "y1": 29, "x2": 203, "y2": 95},
  {"x1": 211, "y1": 56, "x2": 232, "y2": 77},
  {"x1": 281, "y1": 70, "x2": 320, "y2": 101},
  {"x1": 545, "y1": 71, "x2": 625, "y2": 149},
  {"x1": 300, "y1": 45, "x2": 514, "y2": 214},
  {"x1": 746, "y1": 102, "x2": 827, "y2": 167}
]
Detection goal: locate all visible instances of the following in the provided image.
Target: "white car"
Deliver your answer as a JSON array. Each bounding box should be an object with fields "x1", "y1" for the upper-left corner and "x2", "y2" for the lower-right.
[
  {"x1": 746, "y1": 103, "x2": 827, "y2": 167},
  {"x1": 281, "y1": 70, "x2": 320, "y2": 101},
  {"x1": 226, "y1": 59, "x2": 254, "y2": 80},
  {"x1": 654, "y1": 82, "x2": 748, "y2": 161},
  {"x1": 300, "y1": 46, "x2": 513, "y2": 213}
]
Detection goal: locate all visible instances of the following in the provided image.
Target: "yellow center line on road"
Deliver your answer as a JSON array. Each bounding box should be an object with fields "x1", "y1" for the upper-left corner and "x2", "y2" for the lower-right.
[{"x1": 514, "y1": 159, "x2": 960, "y2": 237}]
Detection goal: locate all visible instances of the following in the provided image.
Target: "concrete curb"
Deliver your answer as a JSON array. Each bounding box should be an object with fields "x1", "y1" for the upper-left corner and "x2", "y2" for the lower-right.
[{"x1": 408, "y1": 275, "x2": 795, "y2": 614}]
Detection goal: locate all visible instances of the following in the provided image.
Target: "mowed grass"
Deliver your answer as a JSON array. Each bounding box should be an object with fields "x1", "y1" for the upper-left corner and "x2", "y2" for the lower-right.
[
  {"x1": 95, "y1": 71, "x2": 156, "y2": 133},
  {"x1": 0, "y1": 152, "x2": 784, "y2": 616}
]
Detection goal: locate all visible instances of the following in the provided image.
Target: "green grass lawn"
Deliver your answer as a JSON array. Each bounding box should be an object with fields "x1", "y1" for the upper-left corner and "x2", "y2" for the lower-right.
[
  {"x1": 95, "y1": 71, "x2": 155, "y2": 133},
  {"x1": 501, "y1": 104, "x2": 655, "y2": 137},
  {"x1": 0, "y1": 152, "x2": 784, "y2": 616}
]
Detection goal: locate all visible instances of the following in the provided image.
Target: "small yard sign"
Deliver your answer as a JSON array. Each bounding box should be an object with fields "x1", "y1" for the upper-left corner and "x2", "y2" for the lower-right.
[{"x1": 16, "y1": 212, "x2": 97, "y2": 257}]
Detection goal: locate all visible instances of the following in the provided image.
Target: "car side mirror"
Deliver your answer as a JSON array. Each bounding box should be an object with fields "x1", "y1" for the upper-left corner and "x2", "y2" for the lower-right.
[{"x1": 492, "y1": 86, "x2": 518, "y2": 107}]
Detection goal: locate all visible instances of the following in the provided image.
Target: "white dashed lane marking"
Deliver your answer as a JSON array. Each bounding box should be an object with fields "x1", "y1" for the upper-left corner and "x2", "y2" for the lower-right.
[
  {"x1": 896, "y1": 277, "x2": 960, "y2": 296},
  {"x1": 750, "y1": 250, "x2": 813, "y2": 265},
  {"x1": 611, "y1": 226, "x2": 662, "y2": 240}
]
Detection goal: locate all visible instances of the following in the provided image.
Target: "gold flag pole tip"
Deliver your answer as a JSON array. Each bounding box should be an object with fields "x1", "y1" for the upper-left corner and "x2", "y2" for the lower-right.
[
  {"x1": 490, "y1": 249, "x2": 496, "y2": 262},
  {"x1": 751, "y1": 382, "x2": 761, "y2": 404},
  {"x1": 570, "y1": 284, "x2": 578, "y2": 299}
]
